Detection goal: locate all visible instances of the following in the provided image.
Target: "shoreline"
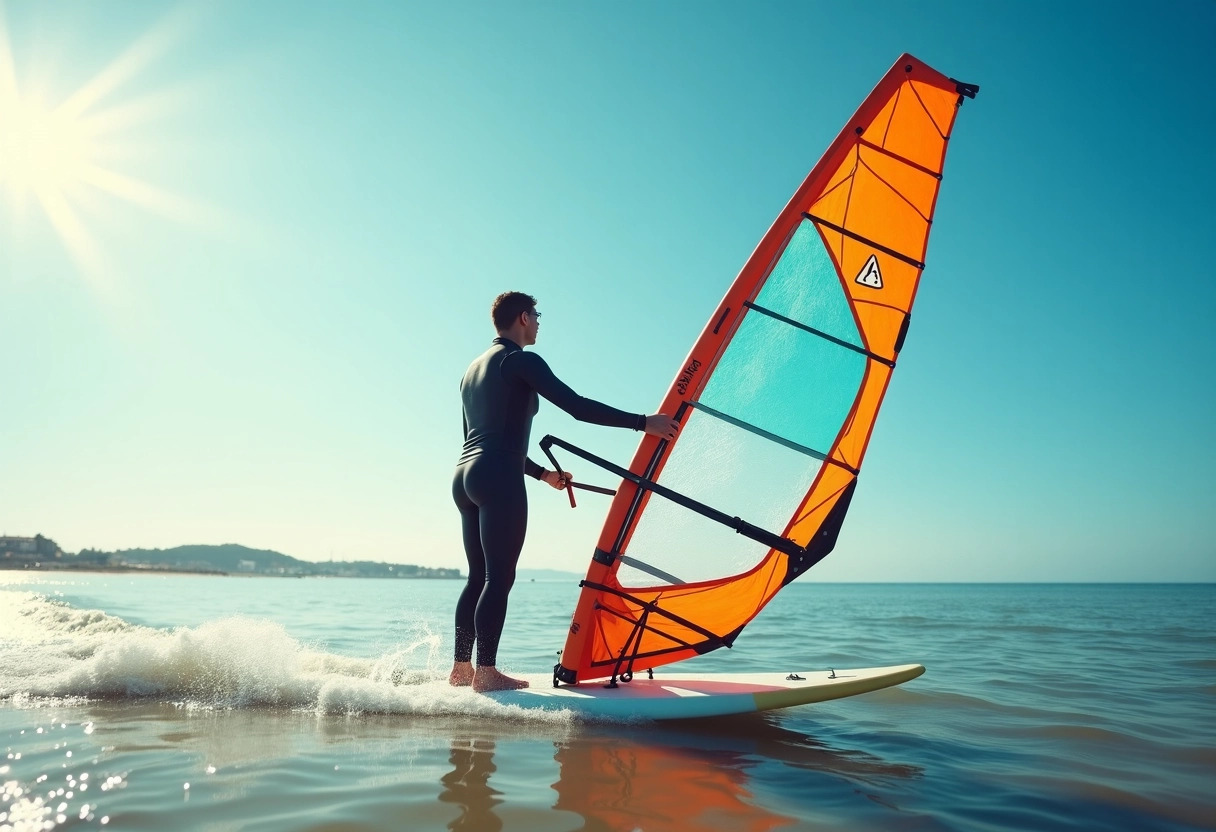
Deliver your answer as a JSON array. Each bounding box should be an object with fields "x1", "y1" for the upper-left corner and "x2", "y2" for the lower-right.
[{"x1": 0, "y1": 564, "x2": 464, "y2": 579}]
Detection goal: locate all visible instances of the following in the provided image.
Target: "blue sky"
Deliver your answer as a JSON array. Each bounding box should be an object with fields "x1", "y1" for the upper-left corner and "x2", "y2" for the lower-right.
[{"x1": 1, "y1": 1, "x2": 1212, "y2": 581}]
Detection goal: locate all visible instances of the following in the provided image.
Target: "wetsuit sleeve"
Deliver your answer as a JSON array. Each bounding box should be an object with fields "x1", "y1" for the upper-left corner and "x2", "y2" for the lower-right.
[
  {"x1": 506, "y1": 352, "x2": 645, "y2": 430},
  {"x1": 525, "y1": 457, "x2": 544, "y2": 479}
]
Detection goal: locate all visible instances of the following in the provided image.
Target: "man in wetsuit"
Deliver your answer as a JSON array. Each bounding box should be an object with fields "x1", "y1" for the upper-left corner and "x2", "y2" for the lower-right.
[{"x1": 450, "y1": 291, "x2": 679, "y2": 692}]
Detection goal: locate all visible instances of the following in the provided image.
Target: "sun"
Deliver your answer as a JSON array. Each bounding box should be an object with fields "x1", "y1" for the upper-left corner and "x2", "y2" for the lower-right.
[
  {"x1": 0, "y1": 5, "x2": 200, "y2": 282},
  {"x1": 0, "y1": 93, "x2": 95, "y2": 197},
  {"x1": 0, "y1": 79, "x2": 115, "y2": 278}
]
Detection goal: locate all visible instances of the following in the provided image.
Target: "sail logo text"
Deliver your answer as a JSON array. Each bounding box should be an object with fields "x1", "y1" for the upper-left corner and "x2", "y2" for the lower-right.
[{"x1": 676, "y1": 359, "x2": 702, "y2": 396}]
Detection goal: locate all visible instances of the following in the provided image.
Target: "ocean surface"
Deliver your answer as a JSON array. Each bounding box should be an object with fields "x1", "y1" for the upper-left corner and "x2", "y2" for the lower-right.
[{"x1": 1, "y1": 573, "x2": 1212, "y2": 831}]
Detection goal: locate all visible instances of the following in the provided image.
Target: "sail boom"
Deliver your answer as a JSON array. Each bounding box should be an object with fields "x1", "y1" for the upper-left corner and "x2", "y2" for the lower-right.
[{"x1": 541, "y1": 434, "x2": 806, "y2": 560}]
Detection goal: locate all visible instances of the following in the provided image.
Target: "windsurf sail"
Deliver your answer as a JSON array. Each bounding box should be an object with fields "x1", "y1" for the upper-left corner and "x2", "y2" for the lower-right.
[{"x1": 550, "y1": 54, "x2": 979, "y2": 686}]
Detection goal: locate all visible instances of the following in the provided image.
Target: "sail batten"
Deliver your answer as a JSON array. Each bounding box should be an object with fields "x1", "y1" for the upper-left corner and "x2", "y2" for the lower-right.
[
  {"x1": 805, "y1": 213, "x2": 926, "y2": 269},
  {"x1": 555, "y1": 55, "x2": 978, "y2": 685},
  {"x1": 857, "y1": 137, "x2": 943, "y2": 179},
  {"x1": 743, "y1": 300, "x2": 896, "y2": 367},
  {"x1": 689, "y1": 401, "x2": 831, "y2": 463},
  {"x1": 618, "y1": 555, "x2": 686, "y2": 586}
]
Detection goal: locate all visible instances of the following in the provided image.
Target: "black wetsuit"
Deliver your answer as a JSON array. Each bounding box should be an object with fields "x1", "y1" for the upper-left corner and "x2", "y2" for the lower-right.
[{"x1": 452, "y1": 337, "x2": 643, "y2": 667}]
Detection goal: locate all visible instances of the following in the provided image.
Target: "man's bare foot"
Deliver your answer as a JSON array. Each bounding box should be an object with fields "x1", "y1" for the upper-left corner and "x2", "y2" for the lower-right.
[
  {"x1": 472, "y1": 666, "x2": 530, "y2": 692},
  {"x1": 449, "y1": 662, "x2": 474, "y2": 687}
]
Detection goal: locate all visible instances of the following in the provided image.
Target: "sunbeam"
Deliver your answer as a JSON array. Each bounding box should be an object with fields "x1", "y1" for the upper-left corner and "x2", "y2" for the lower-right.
[{"x1": 0, "y1": 3, "x2": 207, "y2": 287}]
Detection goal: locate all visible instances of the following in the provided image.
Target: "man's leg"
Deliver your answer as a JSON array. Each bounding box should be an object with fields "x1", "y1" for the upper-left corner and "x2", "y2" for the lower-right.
[
  {"x1": 471, "y1": 470, "x2": 530, "y2": 692},
  {"x1": 450, "y1": 467, "x2": 482, "y2": 686}
]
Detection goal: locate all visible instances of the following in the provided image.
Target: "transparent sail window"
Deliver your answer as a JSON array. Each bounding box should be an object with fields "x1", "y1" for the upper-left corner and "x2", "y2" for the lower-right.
[{"x1": 618, "y1": 407, "x2": 824, "y2": 587}]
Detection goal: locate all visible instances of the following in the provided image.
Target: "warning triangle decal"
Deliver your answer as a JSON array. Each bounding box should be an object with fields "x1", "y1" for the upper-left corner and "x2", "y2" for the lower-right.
[{"x1": 854, "y1": 254, "x2": 883, "y2": 289}]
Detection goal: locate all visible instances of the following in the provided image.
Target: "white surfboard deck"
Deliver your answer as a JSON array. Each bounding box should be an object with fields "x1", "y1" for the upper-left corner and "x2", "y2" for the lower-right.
[{"x1": 484, "y1": 664, "x2": 924, "y2": 720}]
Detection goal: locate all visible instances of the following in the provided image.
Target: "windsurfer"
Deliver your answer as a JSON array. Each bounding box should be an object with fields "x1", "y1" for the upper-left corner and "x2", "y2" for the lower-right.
[{"x1": 450, "y1": 291, "x2": 679, "y2": 692}]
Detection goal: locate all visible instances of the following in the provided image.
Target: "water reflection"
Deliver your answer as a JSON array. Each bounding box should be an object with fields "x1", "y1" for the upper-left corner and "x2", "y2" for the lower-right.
[
  {"x1": 439, "y1": 738, "x2": 501, "y2": 832},
  {"x1": 551, "y1": 733, "x2": 788, "y2": 832},
  {"x1": 673, "y1": 713, "x2": 924, "y2": 786},
  {"x1": 439, "y1": 715, "x2": 922, "y2": 832},
  {"x1": 2, "y1": 700, "x2": 922, "y2": 832}
]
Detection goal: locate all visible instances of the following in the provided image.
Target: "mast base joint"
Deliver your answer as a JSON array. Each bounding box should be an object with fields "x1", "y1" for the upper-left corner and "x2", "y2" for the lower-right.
[{"x1": 553, "y1": 664, "x2": 577, "y2": 687}]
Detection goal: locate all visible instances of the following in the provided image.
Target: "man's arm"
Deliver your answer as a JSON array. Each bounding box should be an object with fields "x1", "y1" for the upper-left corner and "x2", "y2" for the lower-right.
[{"x1": 506, "y1": 352, "x2": 644, "y2": 429}]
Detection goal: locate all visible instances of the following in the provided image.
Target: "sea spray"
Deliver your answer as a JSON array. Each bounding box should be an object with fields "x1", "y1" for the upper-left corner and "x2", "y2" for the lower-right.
[
  {"x1": 68, "y1": 616, "x2": 307, "y2": 703},
  {"x1": 1, "y1": 590, "x2": 137, "y2": 645},
  {"x1": 1, "y1": 591, "x2": 574, "y2": 724},
  {"x1": 367, "y1": 621, "x2": 444, "y2": 686}
]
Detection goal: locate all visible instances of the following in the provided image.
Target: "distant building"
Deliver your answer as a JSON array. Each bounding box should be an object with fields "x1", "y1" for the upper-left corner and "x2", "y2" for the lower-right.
[
  {"x1": 75, "y1": 549, "x2": 120, "y2": 567},
  {"x1": 0, "y1": 534, "x2": 63, "y2": 561}
]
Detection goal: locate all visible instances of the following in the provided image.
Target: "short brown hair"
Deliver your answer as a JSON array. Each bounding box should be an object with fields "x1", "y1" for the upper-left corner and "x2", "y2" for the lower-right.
[{"x1": 491, "y1": 291, "x2": 537, "y2": 331}]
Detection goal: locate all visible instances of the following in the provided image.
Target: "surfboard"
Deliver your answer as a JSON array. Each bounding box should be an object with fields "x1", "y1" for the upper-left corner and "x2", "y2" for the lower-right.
[{"x1": 485, "y1": 664, "x2": 923, "y2": 720}]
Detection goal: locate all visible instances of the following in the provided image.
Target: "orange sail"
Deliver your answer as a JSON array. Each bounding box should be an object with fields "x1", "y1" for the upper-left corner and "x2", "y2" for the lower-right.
[{"x1": 551, "y1": 55, "x2": 978, "y2": 685}]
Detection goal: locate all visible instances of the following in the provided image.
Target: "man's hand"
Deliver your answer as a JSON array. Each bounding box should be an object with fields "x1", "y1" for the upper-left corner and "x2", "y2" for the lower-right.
[
  {"x1": 643, "y1": 414, "x2": 680, "y2": 441},
  {"x1": 540, "y1": 469, "x2": 572, "y2": 491}
]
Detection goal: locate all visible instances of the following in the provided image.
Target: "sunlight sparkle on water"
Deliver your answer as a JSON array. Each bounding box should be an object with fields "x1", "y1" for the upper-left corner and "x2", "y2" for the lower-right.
[{"x1": 0, "y1": 720, "x2": 122, "y2": 831}]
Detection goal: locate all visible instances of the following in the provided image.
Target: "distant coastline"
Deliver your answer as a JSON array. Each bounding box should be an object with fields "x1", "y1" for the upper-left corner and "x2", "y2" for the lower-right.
[{"x1": 1, "y1": 536, "x2": 462, "y2": 580}]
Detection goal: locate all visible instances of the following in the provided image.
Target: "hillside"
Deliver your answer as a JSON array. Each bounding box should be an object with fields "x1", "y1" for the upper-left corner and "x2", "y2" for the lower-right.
[{"x1": 69, "y1": 544, "x2": 461, "y2": 579}]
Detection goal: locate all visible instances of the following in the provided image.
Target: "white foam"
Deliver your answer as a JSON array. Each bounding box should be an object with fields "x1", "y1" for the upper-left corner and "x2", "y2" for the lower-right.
[{"x1": 0, "y1": 591, "x2": 572, "y2": 725}]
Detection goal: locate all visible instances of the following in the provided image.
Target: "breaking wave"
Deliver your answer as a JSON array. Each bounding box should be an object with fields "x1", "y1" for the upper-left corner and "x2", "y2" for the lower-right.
[{"x1": 0, "y1": 590, "x2": 569, "y2": 724}]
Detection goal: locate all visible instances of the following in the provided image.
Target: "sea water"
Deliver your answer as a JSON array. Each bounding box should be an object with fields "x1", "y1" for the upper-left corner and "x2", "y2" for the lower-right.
[{"x1": 1, "y1": 573, "x2": 1212, "y2": 831}]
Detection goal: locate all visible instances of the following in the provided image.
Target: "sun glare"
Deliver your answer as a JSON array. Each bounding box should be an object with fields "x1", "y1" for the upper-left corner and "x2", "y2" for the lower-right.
[
  {"x1": 0, "y1": 5, "x2": 202, "y2": 283},
  {"x1": 0, "y1": 94, "x2": 95, "y2": 197}
]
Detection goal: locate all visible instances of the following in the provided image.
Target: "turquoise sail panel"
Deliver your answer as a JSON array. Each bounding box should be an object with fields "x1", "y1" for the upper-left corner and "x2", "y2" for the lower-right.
[
  {"x1": 697, "y1": 218, "x2": 865, "y2": 457},
  {"x1": 752, "y1": 219, "x2": 860, "y2": 348},
  {"x1": 697, "y1": 311, "x2": 865, "y2": 457}
]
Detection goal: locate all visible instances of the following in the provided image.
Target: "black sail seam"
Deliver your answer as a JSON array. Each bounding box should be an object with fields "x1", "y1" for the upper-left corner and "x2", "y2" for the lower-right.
[
  {"x1": 857, "y1": 137, "x2": 942, "y2": 179},
  {"x1": 857, "y1": 155, "x2": 932, "y2": 224},
  {"x1": 687, "y1": 402, "x2": 861, "y2": 476},
  {"x1": 906, "y1": 79, "x2": 949, "y2": 138},
  {"x1": 743, "y1": 301, "x2": 894, "y2": 367},
  {"x1": 582, "y1": 581, "x2": 725, "y2": 644},
  {"x1": 589, "y1": 645, "x2": 699, "y2": 667},
  {"x1": 804, "y1": 213, "x2": 925, "y2": 270},
  {"x1": 594, "y1": 603, "x2": 693, "y2": 649}
]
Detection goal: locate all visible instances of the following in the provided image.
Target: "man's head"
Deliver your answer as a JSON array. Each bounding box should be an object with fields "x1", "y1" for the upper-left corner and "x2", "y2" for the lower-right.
[{"x1": 491, "y1": 291, "x2": 540, "y2": 346}]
